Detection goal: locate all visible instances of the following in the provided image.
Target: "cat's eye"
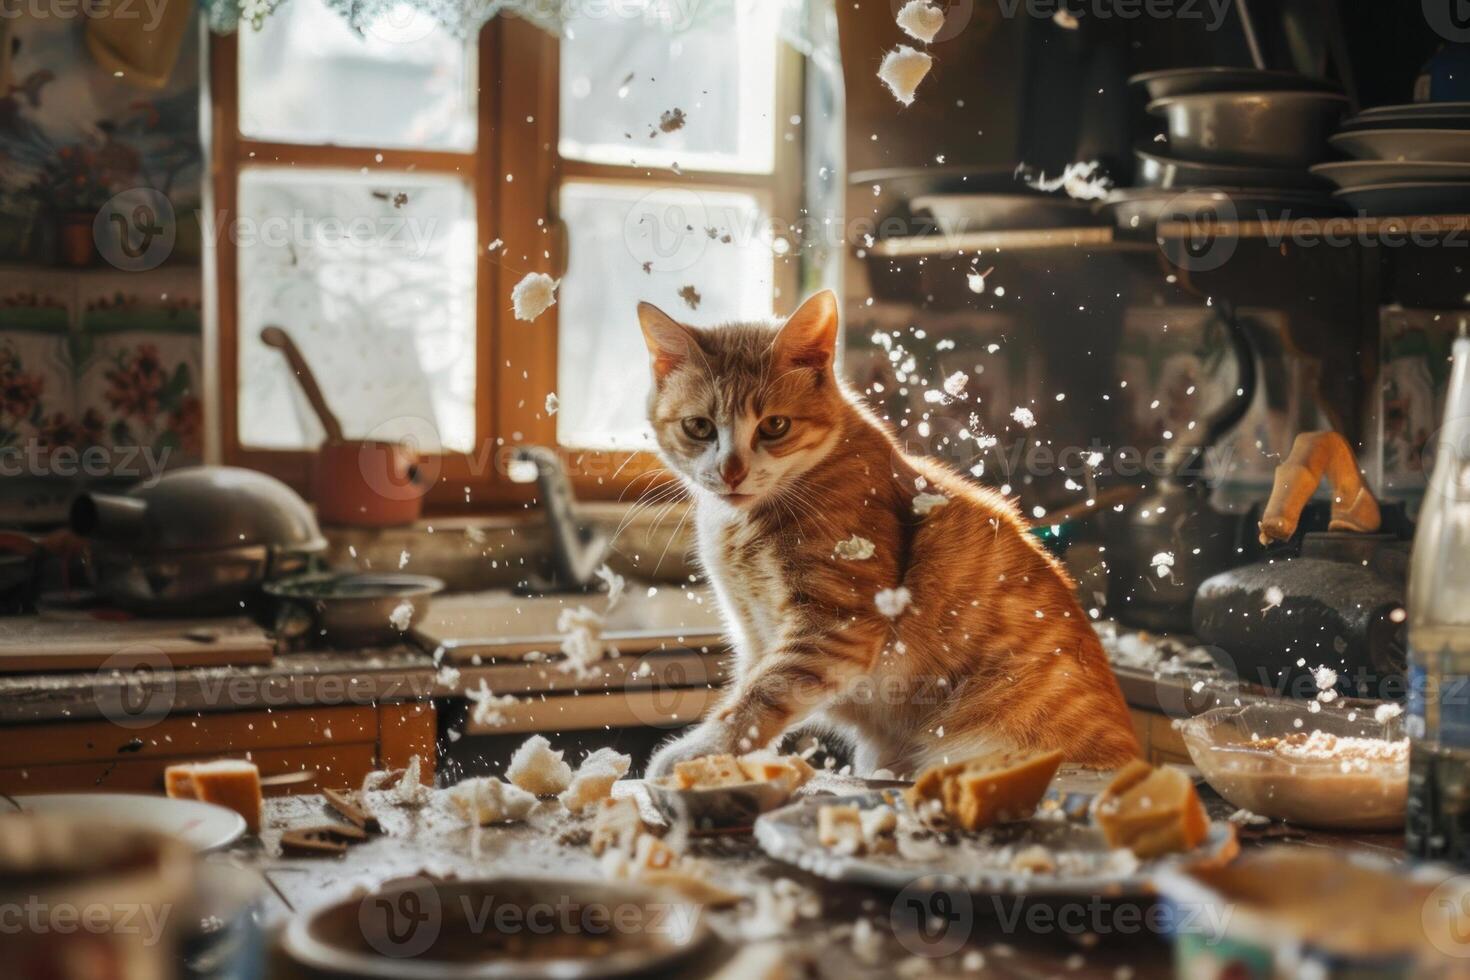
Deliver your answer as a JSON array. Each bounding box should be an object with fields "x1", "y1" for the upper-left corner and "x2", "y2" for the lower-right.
[
  {"x1": 681, "y1": 417, "x2": 716, "y2": 441},
  {"x1": 758, "y1": 415, "x2": 792, "y2": 439}
]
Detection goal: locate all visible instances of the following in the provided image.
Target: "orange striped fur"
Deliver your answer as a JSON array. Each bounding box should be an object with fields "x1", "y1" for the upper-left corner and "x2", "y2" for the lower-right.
[{"x1": 639, "y1": 291, "x2": 1139, "y2": 778}]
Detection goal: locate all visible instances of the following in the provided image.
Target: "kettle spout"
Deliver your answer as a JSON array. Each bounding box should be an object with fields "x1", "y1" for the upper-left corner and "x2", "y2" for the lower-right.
[{"x1": 71, "y1": 493, "x2": 149, "y2": 544}]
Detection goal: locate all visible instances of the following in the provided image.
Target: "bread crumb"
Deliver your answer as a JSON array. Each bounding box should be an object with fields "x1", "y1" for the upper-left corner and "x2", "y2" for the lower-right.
[
  {"x1": 875, "y1": 586, "x2": 913, "y2": 618},
  {"x1": 448, "y1": 777, "x2": 536, "y2": 824},
  {"x1": 877, "y1": 46, "x2": 932, "y2": 106},
  {"x1": 511, "y1": 272, "x2": 559, "y2": 322},
  {"x1": 896, "y1": 0, "x2": 945, "y2": 42},
  {"x1": 559, "y1": 747, "x2": 632, "y2": 814},
  {"x1": 506, "y1": 735, "x2": 573, "y2": 795},
  {"x1": 834, "y1": 535, "x2": 877, "y2": 560},
  {"x1": 913, "y1": 491, "x2": 949, "y2": 516},
  {"x1": 393, "y1": 754, "x2": 432, "y2": 808}
]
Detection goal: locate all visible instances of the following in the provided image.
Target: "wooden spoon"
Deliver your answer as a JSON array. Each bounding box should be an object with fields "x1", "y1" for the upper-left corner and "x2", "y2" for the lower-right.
[{"x1": 259, "y1": 325, "x2": 345, "y2": 443}]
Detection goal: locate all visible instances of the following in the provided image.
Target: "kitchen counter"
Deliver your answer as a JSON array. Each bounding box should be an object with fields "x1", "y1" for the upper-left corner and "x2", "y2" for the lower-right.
[
  {"x1": 0, "y1": 647, "x2": 439, "y2": 725},
  {"x1": 243, "y1": 782, "x2": 1402, "y2": 979}
]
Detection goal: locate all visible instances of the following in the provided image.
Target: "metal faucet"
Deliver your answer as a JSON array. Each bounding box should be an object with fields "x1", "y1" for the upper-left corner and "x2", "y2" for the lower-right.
[{"x1": 512, "y1": 446, "x2": 609, "y2": 593}]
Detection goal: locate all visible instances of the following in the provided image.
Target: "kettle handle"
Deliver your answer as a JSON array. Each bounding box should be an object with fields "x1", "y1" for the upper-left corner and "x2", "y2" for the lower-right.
[{"x1": 1259, "y1": 431, "x2": 1382, "y2": 546}]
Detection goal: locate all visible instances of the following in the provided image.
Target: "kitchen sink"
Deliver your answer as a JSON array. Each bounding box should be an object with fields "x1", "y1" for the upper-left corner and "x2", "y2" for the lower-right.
[{"x1": 413, "y1": 583, "x2": 725, "y2": 663}]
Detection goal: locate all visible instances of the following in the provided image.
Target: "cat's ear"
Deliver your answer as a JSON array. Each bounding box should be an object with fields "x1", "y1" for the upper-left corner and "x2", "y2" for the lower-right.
[
  {"x1": 773, "y1": 290, "x2": 839, "y2": 372},
  {"x1": 638, "y1": 302, "x2": 695, "y2": 380}
]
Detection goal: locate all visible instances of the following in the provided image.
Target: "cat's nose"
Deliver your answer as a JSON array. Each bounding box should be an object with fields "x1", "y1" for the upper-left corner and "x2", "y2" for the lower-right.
[{"x1": 720, "y1": 458, "x2": 748, "y2": 490}]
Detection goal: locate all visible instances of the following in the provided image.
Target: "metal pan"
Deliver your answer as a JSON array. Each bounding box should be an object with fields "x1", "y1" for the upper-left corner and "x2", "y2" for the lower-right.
[
  {"x1": 1136, "y1": 146, "x2": 1325, "y2": 190},
  {"x1": 1130, "y1": 67, "x2": 1341, "y2": 102},
  {"x1": 1148, "y1": 91, "x2": 1350, "y2": 168}
]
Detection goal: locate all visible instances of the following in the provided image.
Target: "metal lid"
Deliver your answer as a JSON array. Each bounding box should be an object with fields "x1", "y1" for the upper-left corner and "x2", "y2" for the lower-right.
[{"x1": 72, "y1": 466, "x2": 327, "y2": 556}]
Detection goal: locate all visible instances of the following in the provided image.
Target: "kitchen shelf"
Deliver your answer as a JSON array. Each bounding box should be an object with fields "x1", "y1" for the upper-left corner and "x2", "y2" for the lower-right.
[
  {"x1": 868, "y1": 214, "x2": 1470, "y2": 257},
  {"x1": 869, "y1": 225, "x2": 1139, "y2": 257}
]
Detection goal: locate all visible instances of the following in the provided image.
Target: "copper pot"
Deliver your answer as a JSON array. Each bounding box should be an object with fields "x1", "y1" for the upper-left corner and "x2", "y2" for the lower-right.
[{"x1": 312, "y1": 438, "x2": 427, "y2": 527}]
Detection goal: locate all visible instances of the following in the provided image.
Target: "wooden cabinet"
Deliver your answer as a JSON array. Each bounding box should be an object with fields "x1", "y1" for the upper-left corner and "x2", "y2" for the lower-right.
[{"x1": 0, "y1": 702, "x2": 436, "y2": 796}]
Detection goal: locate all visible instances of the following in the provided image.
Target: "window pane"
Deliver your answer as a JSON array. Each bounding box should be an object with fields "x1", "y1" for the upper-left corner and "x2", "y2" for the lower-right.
[
  {"x1": 236, "y1": 169, "x2": 476, "y2": 452},
  {"x1": 559, "y1": 0, "x2": 779, "y2": 174},
  {"x1": 556, "y1": 181, "x2": 773, "y2": 450},
  {"x1": 238, "y1": 0, "x2": 475, "y2": 151}
]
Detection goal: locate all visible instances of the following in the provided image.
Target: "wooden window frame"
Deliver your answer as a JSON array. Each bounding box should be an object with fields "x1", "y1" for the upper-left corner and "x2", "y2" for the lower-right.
[{"x1": 210, "y1": 17, "x2": 803, "y2": 512}]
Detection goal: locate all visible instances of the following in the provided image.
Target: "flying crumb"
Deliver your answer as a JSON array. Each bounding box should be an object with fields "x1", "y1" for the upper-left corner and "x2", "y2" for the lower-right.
[
  {"x1": 641, "y1": 261, "x2": 653, "y2": 274},
  {"x1": 658, "y1": 108, "x2": 687, "y2": 133},
  {"x1": 875, "y1": 587, "x2": 912, "y2": 619},
  {"x1": 487, "y1": 238, "x2": 503, "y2": 252},
  {"x1": 1054, "y1": 8, "x2": 1080, "y2": 28},
  {"x1": 1011, "y1": 406, "x2": 1037, "y2": 428},
  {"x1": 678, "y1": 284, "x2": 702, "y2": 309},
  {"x1": 896, "y1": 0, "x2": 945, "y2": 43},
  {"x1": 388, "y1": 600, "x2": 414, "y2": 631},
  {"x1": 943, "y1": 371, "x2": 969, "y2": 397},
  {"x1": 878, "y1": 46, "x2": 932, "y2": 106},
  {"x1": 512, "y1": 272, "x2": 559, "y2": 322},
  {"x1": 545, "y1": 392, "x2": 559, "y2": 415},
  {"x1": 1375, "y1": 703, "x2": 1402, "y2": 724},
  {"x1": 913, "y1": 492, "x2": 949, "y2": 516},
  {"x1": 1025, "y1": 160, "x2": 1112, "y2": 201}
]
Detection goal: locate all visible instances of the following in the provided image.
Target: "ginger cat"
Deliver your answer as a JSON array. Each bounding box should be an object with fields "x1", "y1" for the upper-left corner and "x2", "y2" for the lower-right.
[{"x1": 640, "y1": 290, "x2": 1139, "y2": 778}]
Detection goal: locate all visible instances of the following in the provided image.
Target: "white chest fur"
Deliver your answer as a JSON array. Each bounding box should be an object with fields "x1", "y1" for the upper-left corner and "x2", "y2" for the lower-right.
[{"x1": 695, "y1": 504, "x2": 786, "y2": 665}]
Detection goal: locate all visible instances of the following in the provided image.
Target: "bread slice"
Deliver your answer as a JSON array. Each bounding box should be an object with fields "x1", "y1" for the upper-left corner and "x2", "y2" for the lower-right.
[
  {"x1": 671, "y1": 754, "x2": 747, "y2": 790},
  {"x1": 737, "y1": 753, "x2": 816, "y2": 793},
  {"x1": 164, "y1": 759, "x2": 263, "y2": 835},
  {"x1": 1093, "y1": 761, "x2": 1209, "y2": 858},
  {"x1": 905, "y1": 749, "x2": 1063, "y2": 831}
]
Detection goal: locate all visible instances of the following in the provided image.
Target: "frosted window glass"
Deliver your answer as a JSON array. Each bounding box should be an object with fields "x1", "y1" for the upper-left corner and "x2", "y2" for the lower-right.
[
  {"x1": 559, "y1": 0, "x2": 778, "y2": 173},
  {"x1": 239, "y1": 0, "x2": 475, "y2": 151},
  {"x1": 555, "y1": 180, "x2": 772, "y2": 450},
  {"x1": 236, "y1": 168, "x2": 476, "y2": 452}
]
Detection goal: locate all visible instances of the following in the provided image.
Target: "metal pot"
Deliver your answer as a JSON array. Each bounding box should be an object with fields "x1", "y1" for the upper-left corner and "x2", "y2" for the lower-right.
[
  {"x1": 266, "y1": 572, "x2": 444, "y2": 648},
  {"x1": 70, "y1": 466, "x2": 327, "y2": 613}
]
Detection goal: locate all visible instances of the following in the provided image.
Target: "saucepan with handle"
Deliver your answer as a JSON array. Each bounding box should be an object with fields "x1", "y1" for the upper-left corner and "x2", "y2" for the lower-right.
[{"x1": 260, "y1": 326, "x2": 430, "y2": 526}]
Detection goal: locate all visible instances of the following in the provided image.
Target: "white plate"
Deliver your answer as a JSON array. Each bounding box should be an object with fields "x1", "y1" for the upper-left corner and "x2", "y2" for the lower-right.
[
  {"x1": 1333, "y1": 181, "x2": 1470, "y2": 217},
  {"x1": 1330, "y1": 129, "x2": 1470, "y2": 163},
  {"x1": 1311, "y1": 160, "x2": 1470, "y2": 189},
  {"x1": 1359, "y1": 101, "x2": 1470, "y2": 118},
  {"x1": 11, "y1": 793, "x2": 247, "y2": 852}
]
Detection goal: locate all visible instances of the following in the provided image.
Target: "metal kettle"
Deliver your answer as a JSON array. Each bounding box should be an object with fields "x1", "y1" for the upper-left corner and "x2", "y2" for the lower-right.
[
  {"x1": 1193, "y1": 431, "x2": 1409, "y2": 700},
  {"x1": 1104, "y1": 305, "x2": 1259, "y2": 633}
]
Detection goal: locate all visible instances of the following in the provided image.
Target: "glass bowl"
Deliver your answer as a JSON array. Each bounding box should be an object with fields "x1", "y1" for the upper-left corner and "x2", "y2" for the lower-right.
[{"x1": 1176, "y1": 700, "x2": 1407, "y2": 831}]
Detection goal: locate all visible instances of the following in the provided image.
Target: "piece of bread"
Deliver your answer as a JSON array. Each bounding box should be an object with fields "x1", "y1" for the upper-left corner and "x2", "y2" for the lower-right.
[
  {"x1": 447, "y1": 777, "x2": 537, "y2": 825},
  {"x1": 590, "y1": 796, "x2": 648, "y2": 856},
  {"x1": 506, "y1": 735, "x2": 573, "y2": 796},
  {"x1": 904, "y1": 749, "x2": 1063, "y2": 831},
  {"x1": 1093, "y1": 760, "x2": 1209, "y2": 858},
  {"x1": 738, "y1": 753, "x2": 816, "y2": 793},
  {"x1": 164, "y1": 759, "x2": 263, "y2": 835},
  {"x1": 559, "y1": 748, "x2": 632, "y2": 815},
  {"x1": 671, "y1": 754, "x2": 747, "y2": 790}
]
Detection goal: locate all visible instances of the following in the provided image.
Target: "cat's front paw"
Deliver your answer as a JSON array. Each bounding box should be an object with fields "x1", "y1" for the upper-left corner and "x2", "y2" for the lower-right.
[{"x1": 645, "y1": 724, "x2": 733, "y2": 779}]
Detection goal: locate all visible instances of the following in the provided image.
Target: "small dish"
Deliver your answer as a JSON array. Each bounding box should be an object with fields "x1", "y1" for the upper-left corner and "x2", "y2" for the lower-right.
[
  {"x1": 1176, "y1": 701, "x2": 1407, "y2": 831},
  {"x1": 1333, "y1": 181, "x2": 1470, "y2": 218},
  {"x1": 267, "y1": 572, "x2": 444, "y2": 647},
  {"x1": 644, "y1": 777, "x2": 794, "y2": 831},
  {"x1": 1310, "y1": 159, "x2": 1470, "y2": 190},
  {"x1": 283, "y1": 875, "x2": 709, "y2": 979}
]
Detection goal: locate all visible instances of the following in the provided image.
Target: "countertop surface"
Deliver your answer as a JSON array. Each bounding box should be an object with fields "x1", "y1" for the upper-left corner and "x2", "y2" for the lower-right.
[
  {"x1": 0, "y1": 618, "x2": 1226, "y2": 726},
  {"x1": 240, "y1": 779, "x2": 1402, "y2": 979}
]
